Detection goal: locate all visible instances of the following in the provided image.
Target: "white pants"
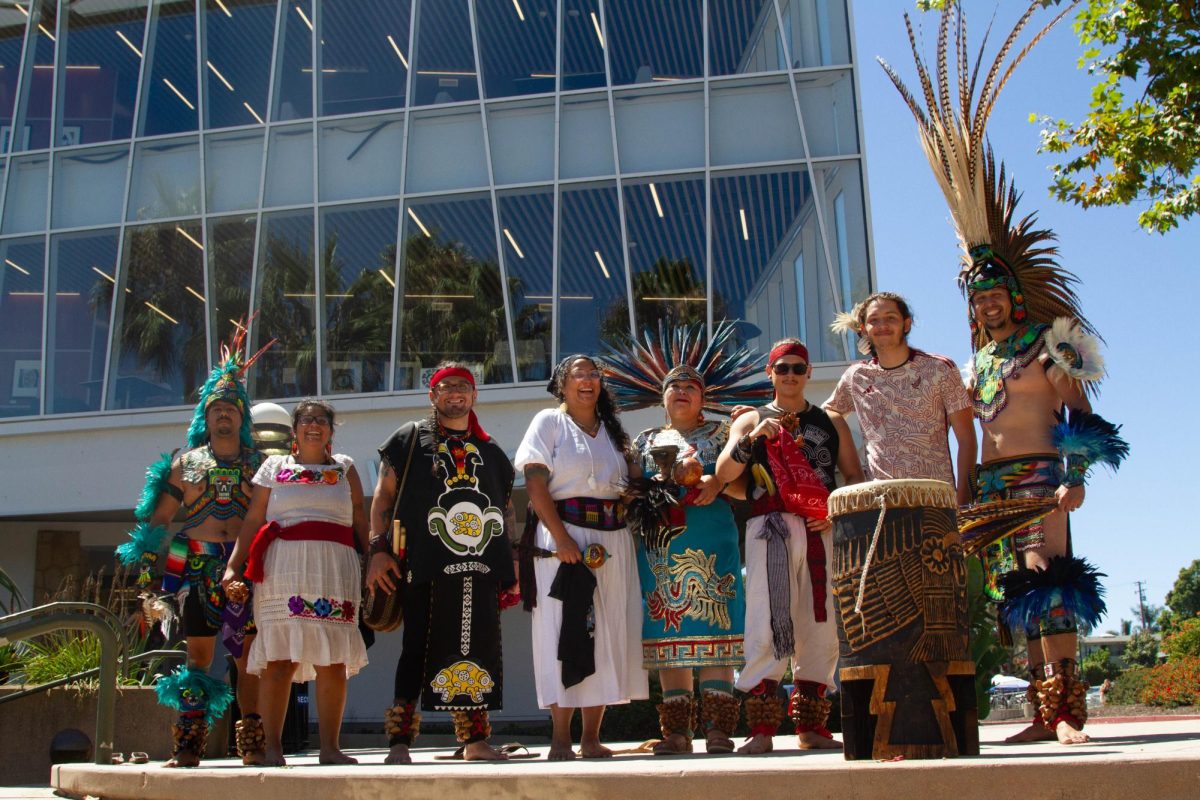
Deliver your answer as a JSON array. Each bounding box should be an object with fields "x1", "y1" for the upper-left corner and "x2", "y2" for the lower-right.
[{"x1": 735, "y1": 513, "x2": 837, "y2": 691}]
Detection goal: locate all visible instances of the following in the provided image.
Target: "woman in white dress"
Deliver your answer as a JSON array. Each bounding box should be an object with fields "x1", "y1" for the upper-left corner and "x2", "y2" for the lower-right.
[
  {"x1": 224, "y1": 399, "x2": 368, "y2": 766},
  {"x1": 514, "y1": 355, "x2": 648, "y2": 760}
]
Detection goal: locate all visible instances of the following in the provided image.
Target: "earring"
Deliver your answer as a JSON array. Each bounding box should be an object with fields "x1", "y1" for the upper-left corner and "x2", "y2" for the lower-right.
[
  {"x1": 325, "y1": 441, "x2": 333, "y2": 458},
  {"x1": 290, "y1": 438, "x2": 298, "y2": 455}
]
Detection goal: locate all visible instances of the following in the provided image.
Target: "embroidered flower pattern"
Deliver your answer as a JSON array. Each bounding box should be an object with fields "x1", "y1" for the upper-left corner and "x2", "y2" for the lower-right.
[
  {"x1": 921, "y1": 537, "x2": 951, "y2": 575},
  {"x1": 287, "y1": 594, "x2": 356, "y2": 622},
  {"x1": 276, "y1": 466, "x2": 344, "y2": 485}
]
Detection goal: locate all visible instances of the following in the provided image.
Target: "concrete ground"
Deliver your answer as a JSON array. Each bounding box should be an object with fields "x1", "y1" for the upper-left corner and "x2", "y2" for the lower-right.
[{"x1": 45, "y1": 717, "x2": 1200, "y2": 800}]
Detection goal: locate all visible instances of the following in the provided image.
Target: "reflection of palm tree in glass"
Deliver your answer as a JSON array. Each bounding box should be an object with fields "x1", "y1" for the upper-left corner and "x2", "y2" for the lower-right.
[
  {"x1": 255, "y1": 230, "x2": 317, "y2": 397},
  {"x1": 323, "y1": 236, "x2": 395, "y2": 393},
  {"x1": 399, "y1": 232, "x2": 510, "y2": 383},
  {"x1": 601, "y1": 257, "x2": 727, "y2": 341},
  {"x1": 115, "y1": 227, "x2": 207, "y2": 403}
]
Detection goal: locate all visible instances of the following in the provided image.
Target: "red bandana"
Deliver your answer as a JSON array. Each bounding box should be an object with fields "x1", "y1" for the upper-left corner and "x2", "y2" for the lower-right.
[
  {"x1": 768, "y1": 342, "x2": 809, "y2": 366},
  {"x1": 428, "y1": 367, "x2": 490, "y2": 442}
]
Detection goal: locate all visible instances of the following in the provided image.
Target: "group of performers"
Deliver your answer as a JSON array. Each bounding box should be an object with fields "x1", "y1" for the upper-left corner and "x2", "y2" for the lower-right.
[{"x1": 115, "y1": 1, "x2": 1127, "y2": 769}]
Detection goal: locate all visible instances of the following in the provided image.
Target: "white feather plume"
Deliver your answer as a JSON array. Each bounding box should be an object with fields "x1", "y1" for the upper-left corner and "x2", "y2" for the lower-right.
[{"x1": 1044, "y1": 317, "x2": 1105, "y2": 382}]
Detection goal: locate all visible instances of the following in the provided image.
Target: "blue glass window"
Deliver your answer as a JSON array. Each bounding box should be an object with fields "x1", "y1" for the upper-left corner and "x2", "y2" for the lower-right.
[
  {"x1": 709, "y1": 0, "x2": 786, "y2": 76},
  {"x1": 2, "y1": 153, "x2": 49, "y2": 235},
  {"x1": 497, "y1": 189, "x2": 553, "y2": 381},
  {"x1": 53, "y1": 146, "x2": 129, "y2": 229},
  {"x1": 487, "y1": 99, "x2": 554, "y2": 185},
  {"x1": 558, "y1": 183, "x2": 627, "y2": 354},
  {"x1": 128, "y1": 137, "x2": 202, "y2": 222},
  {"x1": 561, "y1": 0, "x2": 605, "y2": 91},
  {"x1": 13, "y1": 0, "x2": 57, "y2": 151},
  {"x1": 394, "y1": 194, "x2": 511, "y2": 388},
  {"x1": 0, "y1": 9, "x2": 28, "y2": 151},
  {"x1": 207, "y1": 214, "x2": 256, "y2": 359},
  {"x1": 709, "y1": 78, "x2": 804, "y2": 165},
  {"x1": 0, "y1": 236, "x2": 45, "y2": 417},
  {"x1": 476, "y1": 0, "x2": 557, "y2": 99},
  {"x1": 264, "y1": 124, "x2": 313, "y2": 206},
  {"x1": 606, "y1": 0, "x2": 702, "y2": 86},
  {"x1": 108, "y1": 220, "x2": 209, "y2": 410},
  {"x1": 59, "y1": 1, "x2": 146, "y2": 146},
  {"x1": 795, "y1": 70, "x2": 858, "y2": 156},
  {"x1": 317, "y1": 114, "x2": 404, "y2": 202},
  {"x1": 251, "y1": 210, "x2": 317, "y2": 399},
  {"x1": 46, "y1": 231, "x2": 116, "y2": 414},
  {"x1": 272, "y1": 1, "x2": 313, "y2": 121},
  {"x1": 559, "y1": 93, "x2": 612, "y2": 179},
  {"x1": 405, "y1": 107, "x2": 487, "y2": 193},
  {"x1": 318, "y1": 0, "x2": 410, "y2": 116},
  {"x1": 613, "y1": 85, "x2": 703, "y2": 172},
  {"x1": 319, "y1": 202, "x2": 397, "y2": 394},
  {"x1": 622, "y1": 175, "x2": 708, "y2": 333},
  {"x1": 778, "y1": 0, "x2": 850, "y2": 68},
  {"x1": 412, "y1": 0, "x2": 478, "y2": 106},
  {"x1": 203, "y1": 0, "x2": 276, "y2": 129},
  {"x1": 140, "y1": 1, "x2": 200, "y2": 137},
  {"x1": 205, "y1": 129, "x2": 265, "y2": 212}
]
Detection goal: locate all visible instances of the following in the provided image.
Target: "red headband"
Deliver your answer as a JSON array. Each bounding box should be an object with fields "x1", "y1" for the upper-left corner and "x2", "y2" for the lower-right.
[
  {"x1": 429, "y1": 366, "x2": 475, "y2": 390},
  {"x1": 768, "y1": 342, "x2": 809, "y2": 365},
  {"x1": 428, "y1": 367, "x2": 490, "y2": 441}
]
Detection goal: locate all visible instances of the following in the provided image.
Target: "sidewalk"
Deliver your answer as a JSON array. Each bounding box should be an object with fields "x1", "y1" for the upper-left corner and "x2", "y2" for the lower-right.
[{"x1": 48, "y1": 717, "x2": 1200, "y2": 800}]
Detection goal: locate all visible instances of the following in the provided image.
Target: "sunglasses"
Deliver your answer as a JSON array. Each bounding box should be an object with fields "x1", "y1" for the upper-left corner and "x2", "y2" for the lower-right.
[
  {"x1": 297, "y1": 415, "x2": 331, "y2": 427},
  {"x1": 770, "y1": 362, "x2": 809, "y2": 376}
]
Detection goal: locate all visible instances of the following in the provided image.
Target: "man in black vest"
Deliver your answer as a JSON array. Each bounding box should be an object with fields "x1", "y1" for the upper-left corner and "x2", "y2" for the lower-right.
[{"x1": 366, "y1": 362, "x2": 519, "y2": 763}]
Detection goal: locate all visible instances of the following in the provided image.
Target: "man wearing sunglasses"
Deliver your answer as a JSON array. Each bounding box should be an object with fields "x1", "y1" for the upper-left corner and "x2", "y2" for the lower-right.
[
  {"x1": 716, "y1": 339, "x2": 864, "y2": 754},
  {"x1": 825, "y1": 291, "x2": 976, "y2": 506}
]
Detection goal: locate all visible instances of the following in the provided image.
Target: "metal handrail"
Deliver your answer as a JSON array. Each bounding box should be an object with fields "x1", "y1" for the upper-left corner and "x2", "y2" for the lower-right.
[
  {"x1": 0, "y1": 648, "x2": 185, "y2": 706},
  {"x1": 0, "y1": 602, "x2": 127, "y2": 765}
]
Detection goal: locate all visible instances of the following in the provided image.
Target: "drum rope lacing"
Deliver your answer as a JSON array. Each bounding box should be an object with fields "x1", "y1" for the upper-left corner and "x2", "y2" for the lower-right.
[{"x1": 854, "y1": 490, "x2": 890, "y2": 615}]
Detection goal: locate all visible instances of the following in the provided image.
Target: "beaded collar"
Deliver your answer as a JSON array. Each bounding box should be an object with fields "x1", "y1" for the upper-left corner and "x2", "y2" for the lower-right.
[{"x1": 972, "y1": 323, "x2": 1047, "y2": 422}]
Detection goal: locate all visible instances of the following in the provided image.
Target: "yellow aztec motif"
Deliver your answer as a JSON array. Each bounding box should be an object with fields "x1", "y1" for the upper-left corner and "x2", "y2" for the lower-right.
[{"x1": 431, "y1": 660, "x2": 495, "y2": 704}]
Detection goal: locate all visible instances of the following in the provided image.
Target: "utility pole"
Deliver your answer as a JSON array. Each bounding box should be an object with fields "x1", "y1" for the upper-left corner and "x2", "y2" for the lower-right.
[{"x1": 1135, "y1": 581, "x2": 1149, "y2": 630}]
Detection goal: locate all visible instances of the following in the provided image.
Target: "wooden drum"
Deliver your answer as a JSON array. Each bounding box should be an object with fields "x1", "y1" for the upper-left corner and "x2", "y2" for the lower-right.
[{"x1": 829, "y1": 479, "x2": 978, "y2": 760}]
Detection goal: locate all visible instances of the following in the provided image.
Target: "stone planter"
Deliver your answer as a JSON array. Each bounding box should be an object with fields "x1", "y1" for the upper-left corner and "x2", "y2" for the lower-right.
[{"x1": 0, "y1": 685, "x2": 229, "y2": 786}]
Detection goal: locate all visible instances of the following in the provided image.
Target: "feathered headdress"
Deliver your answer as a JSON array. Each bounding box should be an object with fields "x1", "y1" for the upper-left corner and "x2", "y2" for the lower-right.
[
  {"x1": 878, "y1": 1, "x2": 1097, "y2": 353},
  {"x1": 601, "y1": 320, "x2": 771, "y2": 413},
  {"x1": 186, "y1": 319, "x2": 275, "y2": 448}
]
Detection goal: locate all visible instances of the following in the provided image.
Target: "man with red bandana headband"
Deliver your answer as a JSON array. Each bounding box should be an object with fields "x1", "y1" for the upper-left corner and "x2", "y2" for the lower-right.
[
  {"x1": 365, "y1": 361, "x2": 519, "y2": 763},
  {"x1": 716, "y1": 339, "x2": 864, "y2": 754},
  {"x1": 825, "y1": 291, "x2": 977, "y2": 506}
]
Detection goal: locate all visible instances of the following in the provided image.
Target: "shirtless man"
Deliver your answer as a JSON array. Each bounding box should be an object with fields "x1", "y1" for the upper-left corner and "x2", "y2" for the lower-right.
[
  {"x1": 716, "y1": 339, "x2": 864, "y2": 754},
  {"x1": 118, "y1": 360, "x2": 264, "y2": 766},
  {"x1": 825, "y1": 291, "x2": 976, "y2": 504},
  {"x1": 966, "y1": 268, "x2": 1119, "y2": 745}
]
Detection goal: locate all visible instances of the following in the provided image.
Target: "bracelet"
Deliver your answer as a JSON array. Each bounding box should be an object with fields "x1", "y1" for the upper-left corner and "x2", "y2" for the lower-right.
[{"x1": 368, "y1": 534, "x2": 391, "y2": 555}]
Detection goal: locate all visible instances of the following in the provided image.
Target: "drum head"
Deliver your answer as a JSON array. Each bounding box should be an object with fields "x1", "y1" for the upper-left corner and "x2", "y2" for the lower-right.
[{"x1": 828, "y1": 479, "x2": 955, "y2": 517}]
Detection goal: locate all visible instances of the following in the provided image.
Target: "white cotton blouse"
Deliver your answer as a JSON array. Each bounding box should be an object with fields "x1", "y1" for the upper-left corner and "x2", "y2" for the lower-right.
[
  {"x1": 513, "y1": 408, "x2": 627, "y2": 499},
  {"x1": 253, "y1": 453, "x2": 355, "y2": 527}
]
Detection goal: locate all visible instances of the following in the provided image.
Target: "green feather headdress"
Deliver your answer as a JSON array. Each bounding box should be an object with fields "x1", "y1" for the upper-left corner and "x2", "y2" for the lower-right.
[{"x1": 186, "y1": 319, "x2": 275, "y2": 448}]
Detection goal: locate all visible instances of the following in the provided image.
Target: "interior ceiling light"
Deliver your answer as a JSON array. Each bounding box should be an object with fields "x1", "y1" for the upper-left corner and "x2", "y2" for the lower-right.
[
  {"x1": 387, "y1": 34, "x2": 409, "y2": 69},
  {"x1": 207, "y1": 61, "x2": 234, "y2": 91},
  {"x1": 214, "y1": 0, "x2": 233, "y2": 18},
  {"x1": 377, "y1": 268, "x2": 395, "y2": 287},
  {"x1": 648, "y1": 183, "x2": 664, "y2": 218},
  {"x1": 243, "y1": 102, "x2": 264, "y2": 124},
  {"x1": 739, "y1": 208, "x2": 750, "y2": 241},
  {"x1": 185, "y1": 285, "x2": 206, "y2": 303},
  {"x1": 163, "y1": 78, "x2": 195, "y2": 110},
  {"x1": 175, "y1": 227, "x2": 204, "y2": 250},
  {"x1": 5, "y1": 258, "x2": 29, "y2": 275},
  {"x1": 295, "y1": 5, "x2": 314, "y2": 32},
  {"x1": 590, "y1": 12, "x2": 604, "y2": 48},
  {"x1": 511, "y1": 0, "x2": 525, "y2": 22},
  {"x1": 407, "y1": 208, "x2": 431, "y2": 238},
  {"x1": 593, "y1": 250, "x2": 610, "y2": 279},
  {"x1": 115, "y1": 30, "x2": 142, "y2": 59},
  {"x1": 144, "y1": 301, "x2": 179, "y2": 325},
  {"x1": 503, "y1": 228, "x2": 525, "y2": 258}
]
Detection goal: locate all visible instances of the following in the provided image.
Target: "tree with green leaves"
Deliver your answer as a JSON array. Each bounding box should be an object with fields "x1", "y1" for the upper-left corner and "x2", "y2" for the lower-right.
[
  {"x1": 1122, "y1": 628, "x2": 1161, "y2": 667},
  {"x1": 1166, "y1": 560, "x2": 1200, "y2": 620}
]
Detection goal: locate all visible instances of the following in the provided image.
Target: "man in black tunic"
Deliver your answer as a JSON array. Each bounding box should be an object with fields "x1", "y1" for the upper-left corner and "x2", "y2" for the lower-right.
[{"x1": 366, "y1": 362, "x2": 519, "y2": 763}]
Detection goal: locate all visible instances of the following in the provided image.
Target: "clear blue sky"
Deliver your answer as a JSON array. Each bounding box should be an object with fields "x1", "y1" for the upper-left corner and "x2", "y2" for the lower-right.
[{"x1": 853, "y1": 2, "x2": 1199, "y2": 630}]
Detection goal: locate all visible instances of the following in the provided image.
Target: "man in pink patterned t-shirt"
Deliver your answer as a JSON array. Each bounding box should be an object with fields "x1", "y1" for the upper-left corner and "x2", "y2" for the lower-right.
[{"x1": 824, "y1": 292, "x2": 976, "y2": 505}]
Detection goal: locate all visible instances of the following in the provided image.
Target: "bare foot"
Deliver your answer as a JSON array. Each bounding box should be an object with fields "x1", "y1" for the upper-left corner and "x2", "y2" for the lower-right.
[
  {"x1": 319, "y1": 749, "x2": 358, "y2": 765},
  {"x1": 1004, "y1": 721, "x2": 1056, "y2": 744},
  {"x1": 260, "y1": 748, "x2": 287, "y2": 767},
  {"x1": 384, "y1": 744, "x2": 412, "y2": 765},
  {"x1": 797, "y1": 730, "x2": 842, "y2": 750},
  {"x1": 1055, "y1": 721, "x2": 1090, "y2": 745},
  {"x1": 651, "y1": 733, "x2": 692, "y2": 755},
  {"x1": 463, "y1": 741, "x2": 509, "y2": 761},
  {"x1": 736, "y1": 734, "x2": 773, "y2": 755},
  {"x1": 579, "y1": 740, "x2": 612, "y2": 759},
  {"x1": 547, "y1": 743, "x2": 576, "y2": 761},
  {"x1": 164, "y1": 752, "x2": 200, "y2": 768},
  {"x1": 241, "y1": 750, "x2": 267, "y2": 767}
]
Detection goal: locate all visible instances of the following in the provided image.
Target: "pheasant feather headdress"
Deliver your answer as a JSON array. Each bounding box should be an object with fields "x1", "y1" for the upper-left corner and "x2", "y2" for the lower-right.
[
  {"x1": 878, "y1": 0, "x2": 1098, "y2": 353},
  {"x1": 601, "y1": 320, "x2": 771, "y2": 413}
]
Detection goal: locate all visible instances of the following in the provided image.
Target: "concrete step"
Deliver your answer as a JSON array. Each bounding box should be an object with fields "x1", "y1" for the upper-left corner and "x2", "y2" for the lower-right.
[{"x1": 52, "y1": 718, "x2": 1200, "y2": 800}]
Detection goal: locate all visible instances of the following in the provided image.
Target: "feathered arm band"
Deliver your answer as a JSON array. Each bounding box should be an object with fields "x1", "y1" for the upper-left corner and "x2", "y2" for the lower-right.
[
  {"x1": 115, "y1": 521, "x2": 170, "y2": 587},
  {"x1": 1052, "y1": 408, "x2": 1130, "y2": 487},
  {"x1": 134, "y1": 452, "x2": 176, "y2": 521}
]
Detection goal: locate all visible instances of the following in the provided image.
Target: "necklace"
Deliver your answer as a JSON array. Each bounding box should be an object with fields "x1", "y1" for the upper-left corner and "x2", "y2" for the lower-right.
[{"x1": 569, "y1": 413, "x2": 601, "y2": 436}]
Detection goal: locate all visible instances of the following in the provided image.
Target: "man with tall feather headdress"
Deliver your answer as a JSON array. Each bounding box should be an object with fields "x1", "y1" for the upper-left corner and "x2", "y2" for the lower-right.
[
  {"x1": 880, "y1": 1, "x2": 1128, "y2": 745},
  {"x1": 116, "y1": 326, "x2": 273, "y2": 766}
]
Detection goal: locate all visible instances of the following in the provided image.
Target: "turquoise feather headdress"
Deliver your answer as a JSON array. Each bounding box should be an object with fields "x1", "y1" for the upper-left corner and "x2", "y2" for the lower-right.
[{"x1": 186, "y1": 320, "x2": 275, "y2": 449}]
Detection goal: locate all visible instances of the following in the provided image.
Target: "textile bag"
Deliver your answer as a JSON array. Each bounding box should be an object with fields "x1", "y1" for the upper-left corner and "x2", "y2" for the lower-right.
[{"x1": 361, "y1": 424, "x2": 417, "y2": 632}]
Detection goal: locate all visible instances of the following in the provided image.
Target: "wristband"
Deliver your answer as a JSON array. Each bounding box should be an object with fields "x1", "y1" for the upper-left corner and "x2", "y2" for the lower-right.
[
  {"x1": 368, "y1": 534, "x2": 391, "y2": 555},
  {"x1": 731, "y1": 434, "x2": 753, "y2": 464}
]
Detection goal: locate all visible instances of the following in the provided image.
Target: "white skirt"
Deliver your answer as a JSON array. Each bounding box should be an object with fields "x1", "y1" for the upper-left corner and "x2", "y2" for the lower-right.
[
  {"x1": 530, "y1": 521, "x2": 649, "y2": 708},
  {"x1": 248, "y1": 539, "x2": 368, "y2": 683}
]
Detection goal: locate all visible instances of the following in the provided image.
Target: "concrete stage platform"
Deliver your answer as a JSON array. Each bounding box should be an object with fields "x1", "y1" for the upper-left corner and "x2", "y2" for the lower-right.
[{"x1": 52, "y1": 717, "x2": 1200, "y2": 800}]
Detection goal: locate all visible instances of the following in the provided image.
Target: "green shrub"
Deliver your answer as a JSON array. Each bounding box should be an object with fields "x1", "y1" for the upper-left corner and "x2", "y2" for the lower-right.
[
  {"x1": 1140, "y1": 656, "x2": 1200, "y2": 708},
  {"x1": 1123, "y1": 629, "x2": 1162, "y2": 667},
  {"x1": 1081, "y1": 648, "x2": 1121, "y2": 685},
  {"x1": 1162, "y1": 617, "x2": 1200, "y2": 661},
  {"x1": 1107, "y1": 667, "x2": 1151, "y2": 705}
]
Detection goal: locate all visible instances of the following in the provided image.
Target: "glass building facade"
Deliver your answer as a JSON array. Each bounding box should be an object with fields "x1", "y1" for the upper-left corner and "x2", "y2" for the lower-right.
[{"x1": 0, "y1": 0, "x2": 871, "y2": 418}]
